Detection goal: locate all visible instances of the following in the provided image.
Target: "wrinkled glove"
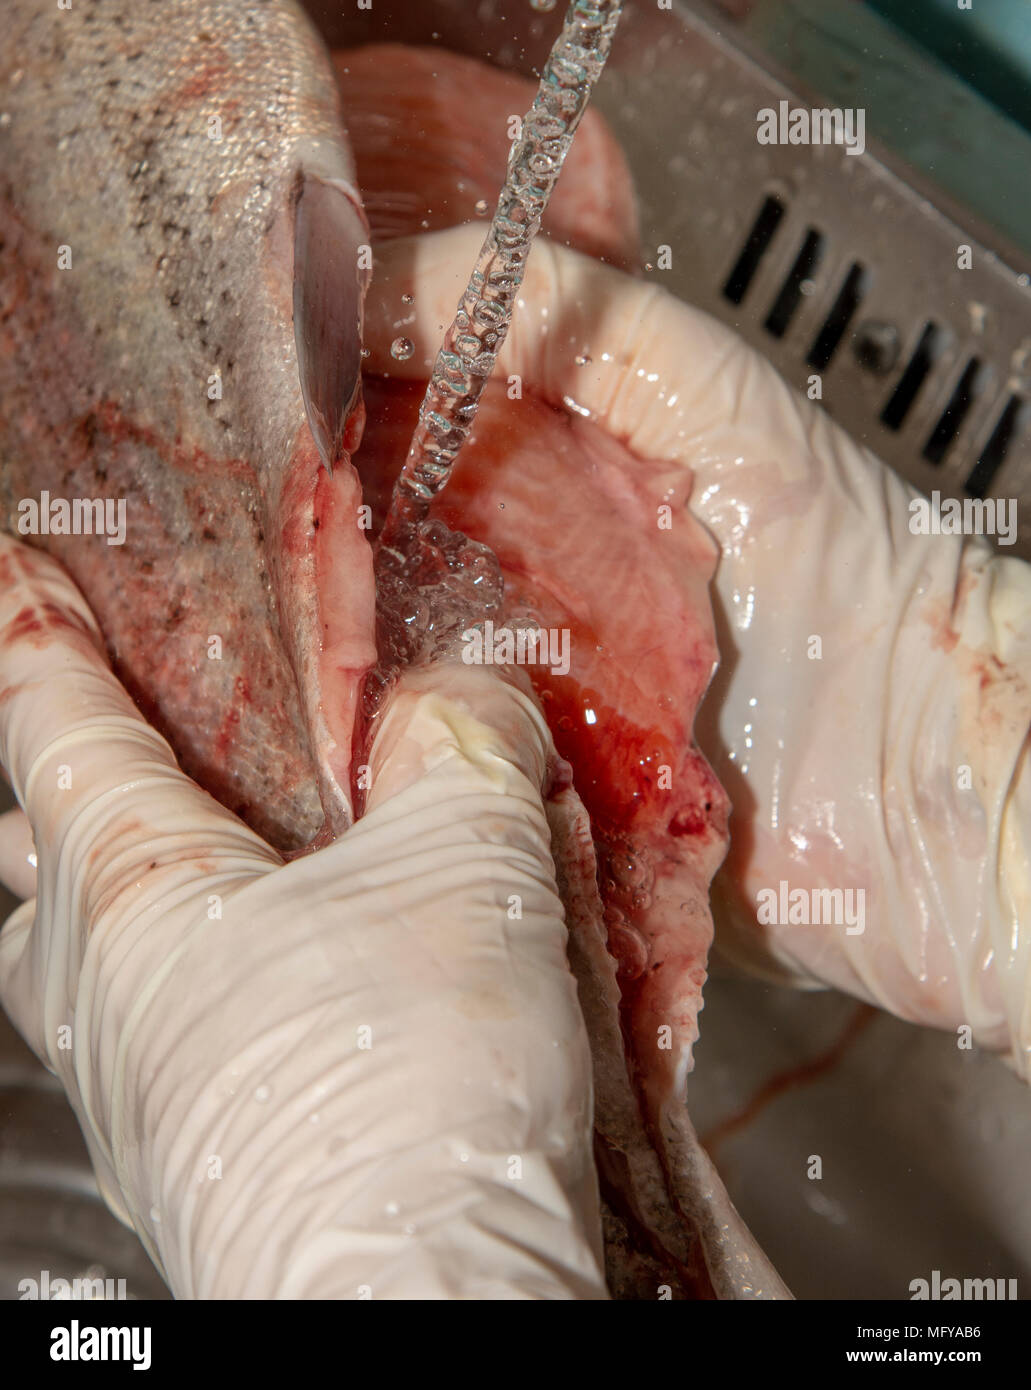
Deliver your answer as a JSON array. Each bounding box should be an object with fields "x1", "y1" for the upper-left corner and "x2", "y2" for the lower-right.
[
  {"x1": 0, "y1": 531, "x2": 606, "y2": 1299},
  {"x1": 366, "y1": 225, "x2": 1031, "y2": 1081}
]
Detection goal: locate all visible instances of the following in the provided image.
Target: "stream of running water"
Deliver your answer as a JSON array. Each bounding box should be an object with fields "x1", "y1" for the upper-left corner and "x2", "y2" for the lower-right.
[
  {"x1": 380, "y1": 0, "x2": 624, "y2": 551},
  {"x1": 365, "y1": 0, "x2": 624, "y2": 730}
]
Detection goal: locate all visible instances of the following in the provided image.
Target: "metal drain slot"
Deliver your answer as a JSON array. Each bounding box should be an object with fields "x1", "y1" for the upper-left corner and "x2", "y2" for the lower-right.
[
  {"x1": 765, "y1": 229, "x2": 824, "y2": 338},
  {"x1": 807, "y1": 263, "x2": 868, "y2": 370},
  {"x1": 922, "y1": 358, "x2": 984, "y2": 465},
  {"x1": 966, "y1": 395, "x2": 1026, "y2": 497},
  {"x1": 580, "y1": 0, "x2": 1031, "y2": 553},
  {"x1": 881, "y1": 323, "x2": 942, "y2": 430},
  {"x1": 722, "y1": 195, "x2": 785, "y2": 306}
]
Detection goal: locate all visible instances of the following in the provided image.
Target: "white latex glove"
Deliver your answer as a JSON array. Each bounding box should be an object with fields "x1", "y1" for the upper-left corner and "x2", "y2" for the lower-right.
[
  {"x1": 0, "y1": 532, "x2": 607, "y2": 1300},
  {"x1": 366, "y1": 225, "x2": 1031, "y2": 1081}
]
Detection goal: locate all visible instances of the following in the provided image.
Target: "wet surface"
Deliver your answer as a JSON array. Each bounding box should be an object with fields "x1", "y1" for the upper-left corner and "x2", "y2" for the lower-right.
[
  {"x1": 0, "y1": 796, "x2": 170, "y2": 1301},
  {"x1": 689, "y1": 966, "x2": 1031, "y2": 1299}
]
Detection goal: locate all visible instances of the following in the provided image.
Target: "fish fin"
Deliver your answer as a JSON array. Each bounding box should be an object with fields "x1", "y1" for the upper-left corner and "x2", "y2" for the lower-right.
[{"x1": 293, "y1": 173, "x2": 371, "y2": 474}]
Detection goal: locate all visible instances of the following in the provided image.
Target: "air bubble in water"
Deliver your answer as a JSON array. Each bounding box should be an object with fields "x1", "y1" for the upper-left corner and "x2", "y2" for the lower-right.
[
  {"x1": 365, "y1": 0, "x2": 623, "y2": 734},
  {"x1": 401, "y1": 292, "x2": 414, "y2": 305},
  {"x1": 380, "y1": 0, "x2": 624, "y2": 549},
  {"x1": 574, "y1": 352, "x2": 592, "y2": 366},
  {"x1": 531, "y1": 0, "x2": 558, "y2": 11},
  {"x1": 360, "y1": 347, "x2": 371, "y2": 359}
]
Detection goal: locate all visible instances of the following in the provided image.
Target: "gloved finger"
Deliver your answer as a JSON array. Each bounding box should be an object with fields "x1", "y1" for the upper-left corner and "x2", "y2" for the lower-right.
[
  {"x1": 0, "y1": 805, "x2": 36, "y2": 900},
  {"x1": 63, "y1": 657, "x2": 604, "y2": 1299},
  {"x1": 0, "y1": 533, "x2": 280, "y2": 878},
  {"x1": 364, "y1": 660, "x2": 553, "y2": 808},
  {"x1": 0, "y1": 534, "x2": 282, "y2": 1068},
  {"x1": 364, "y1": 229, "x2": 1031, "y2": 1079},
  {"x1": 363, "y1": 224, "x2": 735, "y2": 464},
  {"x1": 0, "y1": 896, "x2": 42, "y2": 1055}
]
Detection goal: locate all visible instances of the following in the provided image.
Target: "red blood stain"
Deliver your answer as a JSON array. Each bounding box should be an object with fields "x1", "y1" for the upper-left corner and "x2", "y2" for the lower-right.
[
  {"x1": 700, "y1": 1003, "x2": 878, "y2": 1159},
  {"x1": 3, "y1": 606, "x2": 44, "y2": 644},
  {"x1": 170, "y1": 59, "x2": 231, "y2": 107},
  {"x1": 669, "y1": 808, "x2": 707, "y2": 838},
  {"x1": 531, "y1": 671, "x2": 677, "y2": 836},
  {"x1": 92, "y1": 400, "x2": 254, "y2": 484}
]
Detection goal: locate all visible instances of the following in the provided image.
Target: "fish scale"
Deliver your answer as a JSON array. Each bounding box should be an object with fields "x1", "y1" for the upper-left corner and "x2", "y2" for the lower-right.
[{"x1": 0, "y1": 0, "x2": 372, "y2": 848}]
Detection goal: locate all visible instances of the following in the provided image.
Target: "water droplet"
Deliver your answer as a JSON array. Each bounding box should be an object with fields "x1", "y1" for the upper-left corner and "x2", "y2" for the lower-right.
[
  {"x1": 474, "y1": 198, "x2": 489, "y2": 216},
  {"x1": 401, "y1": 292, "x2": 414, "y2": 305},
  {"x1": 531, "y1": 0, "x2": 557, "y2": 11},
  {"x1": 391, "y1": 336, "x2": 415, "y2": 362},
  {"x1": 149, "y1": 1205, "x2": 162, "y2": 1224},
  {"x1": 254, "y1": 1084, "x2": 271, "y2": 1103},
  {"x1": 403, "y1": 1223, "x2": 418, "y2": 1237},
  {"x1": 562, "y1": 394, "x2": 592, "y2": 418},
  {"x1": 574, "y1": 352, "x2": 592, "y2": 366},
  {"x1": 309, "y1": 1112, "x2": 320, "y2": 1125},
  {"x1": 385, "y1": 1200, "x2": 400, "y2": 1216},
  {"x1": 459, "y1": 1151, "x2": 470, "y2": 1163},
  {"x1": 498, "y1": 501, "x2": 506, "y2": 510}
]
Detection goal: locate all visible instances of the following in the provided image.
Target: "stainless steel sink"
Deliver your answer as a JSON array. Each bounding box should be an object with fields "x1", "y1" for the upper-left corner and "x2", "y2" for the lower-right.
[{"x1": 0, "y1": 859, "x2": 169, "y2": 1301}]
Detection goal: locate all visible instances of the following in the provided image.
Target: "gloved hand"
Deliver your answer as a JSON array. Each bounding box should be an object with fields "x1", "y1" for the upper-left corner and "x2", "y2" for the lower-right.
[
  {"x1": 0, "y1": 531, "x2": 607, "y2": 1300},
  {"x1": 365, "y1": 225, "x2": 1031, "y2": 1082}
]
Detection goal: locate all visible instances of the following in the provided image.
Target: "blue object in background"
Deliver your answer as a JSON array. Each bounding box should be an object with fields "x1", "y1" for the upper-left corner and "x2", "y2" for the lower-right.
[{"x1": 867, "y1": 0, "x2": 1031, "y2": 132}]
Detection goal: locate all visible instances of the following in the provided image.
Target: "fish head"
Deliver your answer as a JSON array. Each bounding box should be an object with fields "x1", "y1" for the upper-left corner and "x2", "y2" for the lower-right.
[{"x1": 0, "y1": 0, "x2": 377, "y2": 844}]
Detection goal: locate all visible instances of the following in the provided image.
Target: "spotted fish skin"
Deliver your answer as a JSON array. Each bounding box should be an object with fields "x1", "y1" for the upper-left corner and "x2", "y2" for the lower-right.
[{"x1": 0, "y1": 0, "x2": 374, "y2": 849}]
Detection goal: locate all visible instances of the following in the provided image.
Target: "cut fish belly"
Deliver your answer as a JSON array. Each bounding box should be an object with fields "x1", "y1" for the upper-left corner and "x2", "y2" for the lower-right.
[{"x1": 355, "y1": 378, "x2": 786, "y2": 1297}]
